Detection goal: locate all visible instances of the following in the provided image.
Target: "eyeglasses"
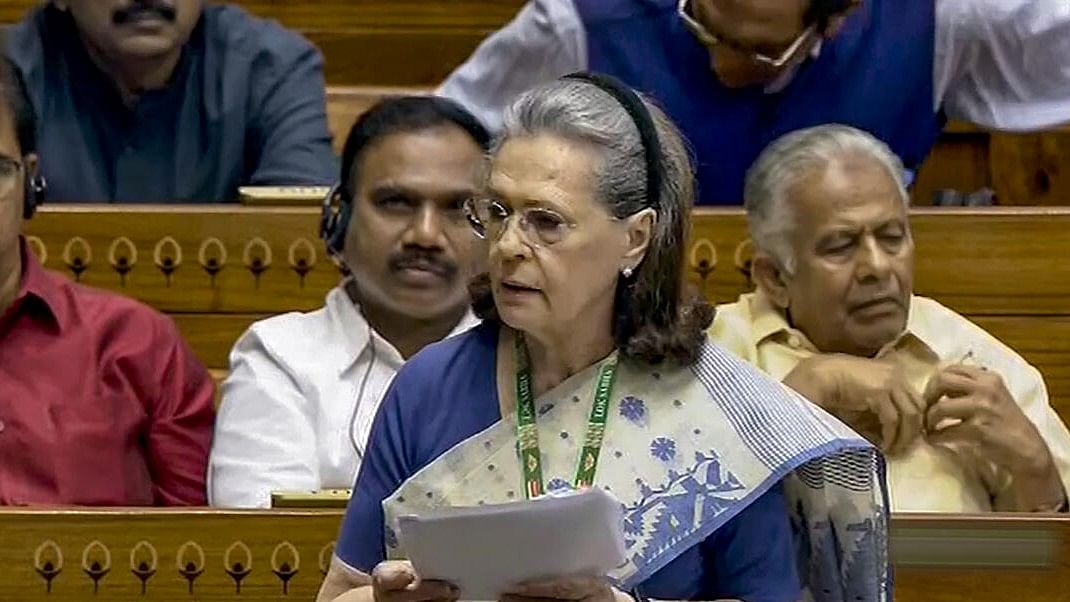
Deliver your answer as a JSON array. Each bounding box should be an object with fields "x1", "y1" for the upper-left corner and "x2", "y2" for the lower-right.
[
  {"x1": 677, "y1": 0, "x2": 818, "y2": 69},
  {"x1": 464, "y1": 197, "x2": 578, "y2": 248}
]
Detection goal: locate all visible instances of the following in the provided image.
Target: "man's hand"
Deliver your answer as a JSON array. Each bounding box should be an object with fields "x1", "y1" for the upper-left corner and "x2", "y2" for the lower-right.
[
  {"x1": 924, "y1": 365, "x2": 1066, "y2": 511},
  {"x1": 499, "y1": 575, "x2": 630, "y2": 602},
  {"x1": 371, "y1": 561, "x2": 458, "y2": 602},
  {"x1": 785, "y1": 354, "x2": 925, "y2": 455}
]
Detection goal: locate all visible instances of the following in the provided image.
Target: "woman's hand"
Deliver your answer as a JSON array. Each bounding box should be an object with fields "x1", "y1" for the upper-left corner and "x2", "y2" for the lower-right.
[
  {"x1": 371, "y1": 561, "x2": 459, "y2": 602},
  {"x1": 499, "y1": 575, "x2": 632, "y2": 602}
]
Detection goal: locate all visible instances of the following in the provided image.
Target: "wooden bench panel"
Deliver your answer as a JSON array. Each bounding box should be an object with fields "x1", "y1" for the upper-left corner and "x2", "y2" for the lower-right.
[
  {"x1": 326, "y1": 86, "x2": 428, "y2": 152},
  {"x1": 26, "y1": 207, "x2": 1070, "y2": 422},
  {"x1": 991, "y1": 131, "x2": 1070, "y2": 206},
  {"x1": 974, "y1": 316, "x2": 1070, "y2": 412},
  {"x1": 28, "y1": 206, "x2": 1070, "y2": 317},
  {"x1": 0, "y1": 510, "x2": 1066, "y2": 601},
  {"x1": 174, "y1": 313, "x2": 264, "y2": 369},
  {"x1": 0, "y1": 1, "x2": 521, "y2": 87},
  {"x1": 915, "y1": 127, "x2": 1070, "y2": 207},
  {"x1": 23, "y1": 205, "x2": 337, "y2": 315},
  {"x1": 0, "y1": 1, "x2": 524, "y2": 31},
  {"x1": 309, "y1": 29, "x2": 487, "y2": 88},
  {"x1": 688, "y1": 208, "x2": 1070, "y2": 315},
  {"x1": 892, "y1": 514, "x2": 1070, "y2": 602},
  {"x1": 0, "y1": 508, "x2": 343, "y2": 601}
]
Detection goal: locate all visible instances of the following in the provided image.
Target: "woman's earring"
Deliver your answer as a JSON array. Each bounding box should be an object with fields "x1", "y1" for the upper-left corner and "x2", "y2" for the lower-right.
[{"x1": 621, "y1": 266, "x2": 634, "y2": 278}]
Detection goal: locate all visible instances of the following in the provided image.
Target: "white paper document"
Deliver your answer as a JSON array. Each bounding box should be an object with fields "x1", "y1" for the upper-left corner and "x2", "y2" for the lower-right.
[{"x1": 397, "y1": 487, "x2": 627, "y2": 600}]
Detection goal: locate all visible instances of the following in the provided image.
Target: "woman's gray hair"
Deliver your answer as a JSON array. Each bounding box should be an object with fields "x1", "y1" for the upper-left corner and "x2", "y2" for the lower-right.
[
  {"x1": 471, "y1": 77, "x2": 712, "y2": 365},
  {"x1": 743, "y1": 124, "x2": 909, "y2": 274}
]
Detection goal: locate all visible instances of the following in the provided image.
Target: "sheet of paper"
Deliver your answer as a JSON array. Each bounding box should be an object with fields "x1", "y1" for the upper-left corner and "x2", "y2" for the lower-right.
[{"x1": 397, "y1": 487, "x2": 626, "y2": 600}]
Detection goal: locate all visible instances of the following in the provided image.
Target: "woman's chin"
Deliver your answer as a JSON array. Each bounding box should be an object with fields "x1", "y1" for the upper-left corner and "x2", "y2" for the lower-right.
[{"x1": 496, "y1": 305, "x2": 542, "y2": 334}]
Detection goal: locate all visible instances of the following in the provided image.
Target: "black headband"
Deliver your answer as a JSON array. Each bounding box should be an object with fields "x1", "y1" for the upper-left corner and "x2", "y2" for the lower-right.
[{"x1": 562, "y1": 72, "x2": 662, "y2": 210}]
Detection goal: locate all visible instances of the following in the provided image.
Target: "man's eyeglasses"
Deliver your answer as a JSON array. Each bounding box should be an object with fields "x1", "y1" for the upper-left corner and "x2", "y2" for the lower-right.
[
  {"x1": 464, "y1": 197, "x2": 577, "y2": 248},
  {"x1": 677, "y1": 0, "x2": 818, "y2": 69}
]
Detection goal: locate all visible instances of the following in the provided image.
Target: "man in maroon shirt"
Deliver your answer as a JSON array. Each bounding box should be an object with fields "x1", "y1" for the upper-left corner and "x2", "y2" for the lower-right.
[{"x1": 0, "y1": 59, "x2": 215, "y2": 506}]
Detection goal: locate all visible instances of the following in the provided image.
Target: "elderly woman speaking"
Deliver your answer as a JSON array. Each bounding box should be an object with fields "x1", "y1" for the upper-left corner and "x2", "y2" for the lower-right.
[{"x1": 318, "y1": 75, "x2": 890, "y2": 602}]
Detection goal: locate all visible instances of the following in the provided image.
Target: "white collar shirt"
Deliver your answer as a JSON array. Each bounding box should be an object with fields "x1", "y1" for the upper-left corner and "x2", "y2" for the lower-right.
[{"x1": 208, "y1": 282, "x2": 479, "y2": 508}]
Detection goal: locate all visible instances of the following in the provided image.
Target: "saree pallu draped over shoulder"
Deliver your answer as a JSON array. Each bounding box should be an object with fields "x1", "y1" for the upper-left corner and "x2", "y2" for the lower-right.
[{"x1": 383, "y1": 341, "x2": 890, "y2": 602}]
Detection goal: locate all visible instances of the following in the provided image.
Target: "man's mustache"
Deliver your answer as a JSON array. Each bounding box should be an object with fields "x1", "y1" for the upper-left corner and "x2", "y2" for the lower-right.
[
  {"x1": 113, "y1": 1, "x2": 178, "y2": 25},
  {"x1": 388, "y1": 248, "x2": 458, "y2": 279}
]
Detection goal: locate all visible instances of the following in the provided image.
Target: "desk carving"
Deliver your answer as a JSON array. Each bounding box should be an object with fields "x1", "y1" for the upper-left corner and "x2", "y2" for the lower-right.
[
  {"x1": 32, "y1": 234, "x2": 332, "y2": 293},
  {"x1": 32, "y1": 540, "x2": 62, "y2": 594},
  {"x1": 107, "y1": 236, "x2": 138, "y2": 286},
  {"x1": 24, "y1": 537, "x2": 313, "y2": 597},
  {"x1": 130, "y1": 540, "x2": 159, "y2": 595},
  {"x1": 271, "y1": 542, "x2": 301, "y2": 594},
  {"x1": 80, "y1": 540, "x2": 111, "y2": 594},
  {"x1": 223, "y1": 541, "x2": 254, "y2": 594},
  {"x1": 153, "y1": 236, "x2": 183, "y2": 287},
  {"x1": 176, "y1": 540, "x2": 205, "y2": 594}
]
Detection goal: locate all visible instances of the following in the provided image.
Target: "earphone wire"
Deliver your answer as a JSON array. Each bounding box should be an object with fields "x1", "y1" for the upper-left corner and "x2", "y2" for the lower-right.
[{"x1": 348, "y1": 318, "x2": 378, "y2": 462}]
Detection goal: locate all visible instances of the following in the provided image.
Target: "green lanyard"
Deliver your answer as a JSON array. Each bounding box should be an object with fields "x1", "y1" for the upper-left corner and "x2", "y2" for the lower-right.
[{"x1": 514, "y1": 334, "x2": 619, "y2": 499}]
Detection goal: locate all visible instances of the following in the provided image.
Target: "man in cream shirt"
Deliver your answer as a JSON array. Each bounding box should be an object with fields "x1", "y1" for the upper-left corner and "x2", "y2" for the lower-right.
[
  {"x1": 208, "y1": 97, "x2": 489, "y2": 507},
  {"x1": 711, "y1": 124, "x2": 1070, "y2": 513}
]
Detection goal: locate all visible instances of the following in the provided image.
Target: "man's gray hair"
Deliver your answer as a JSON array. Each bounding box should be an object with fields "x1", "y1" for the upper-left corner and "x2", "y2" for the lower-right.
[{"x1": 743, "y1": 124, "x2": 909, "y2": 274}]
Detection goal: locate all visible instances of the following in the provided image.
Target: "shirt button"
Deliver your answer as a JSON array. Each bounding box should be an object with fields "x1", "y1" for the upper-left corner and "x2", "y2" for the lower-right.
[
  {"x1": 787, "y1": 334, "x2": 802, "y2": 348},
  {"x1": 0, "y1": 419, "x2": 6, "y2": 433}
]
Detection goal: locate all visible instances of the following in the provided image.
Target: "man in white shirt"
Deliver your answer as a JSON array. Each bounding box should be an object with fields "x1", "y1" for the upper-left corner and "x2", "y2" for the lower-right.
[
  {"x1": 439, "y1": 0, "x2": 1070, "y2": 205},
  {"x1": 208, "y1": 97, "x2": 489, "y2": 508}
]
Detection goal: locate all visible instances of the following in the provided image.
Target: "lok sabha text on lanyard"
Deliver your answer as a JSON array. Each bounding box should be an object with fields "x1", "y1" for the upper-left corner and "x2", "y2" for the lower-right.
[{"x1": 513, "y1": 334, "x2": 620, "y2": 499}]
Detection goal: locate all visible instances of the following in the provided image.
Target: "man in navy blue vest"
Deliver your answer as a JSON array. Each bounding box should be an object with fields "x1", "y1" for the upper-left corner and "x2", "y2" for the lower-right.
[
  {"x1": 440, "y1": 0, "x2": 1070, "y2": 205},
  {"x1": 6, "y1": 0, "x2": 336, "y2": 203}
]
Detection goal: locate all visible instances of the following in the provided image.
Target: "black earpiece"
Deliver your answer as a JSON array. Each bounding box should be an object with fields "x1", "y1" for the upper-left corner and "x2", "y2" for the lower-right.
[
  {"x1": 806, "y1": 0, "x2": 856, "y2": 32},
  {"x1": 23, "y1": 172, "x2": 45, "y2": 219},
  {"x1": 320, "y1": 183, "x2": 352, "y2": 256}
]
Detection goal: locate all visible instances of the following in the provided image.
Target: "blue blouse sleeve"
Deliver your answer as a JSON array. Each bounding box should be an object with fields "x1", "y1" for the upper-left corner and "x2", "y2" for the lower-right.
[
  {"x1": 331, "y1": 326, "x2": 500, "y2": 573},
  {"x1": 334, "y1": 379, "x2": 412, "y2": 573},
  {"x1": 703, "y1": 482, "x2": 801, "y2": 602}
]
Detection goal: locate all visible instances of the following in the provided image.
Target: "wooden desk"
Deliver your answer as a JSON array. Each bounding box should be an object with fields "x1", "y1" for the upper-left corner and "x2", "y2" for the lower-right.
[
  {"x1": 893, "y1": 513, "x2": 1070, "y2": 602},
  {"x1": 0, "y1": 508, "x2": 344, "y2": 601},
  {"x1": 0, "y1": 510, "x2": 1066, "y2": 601}
]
